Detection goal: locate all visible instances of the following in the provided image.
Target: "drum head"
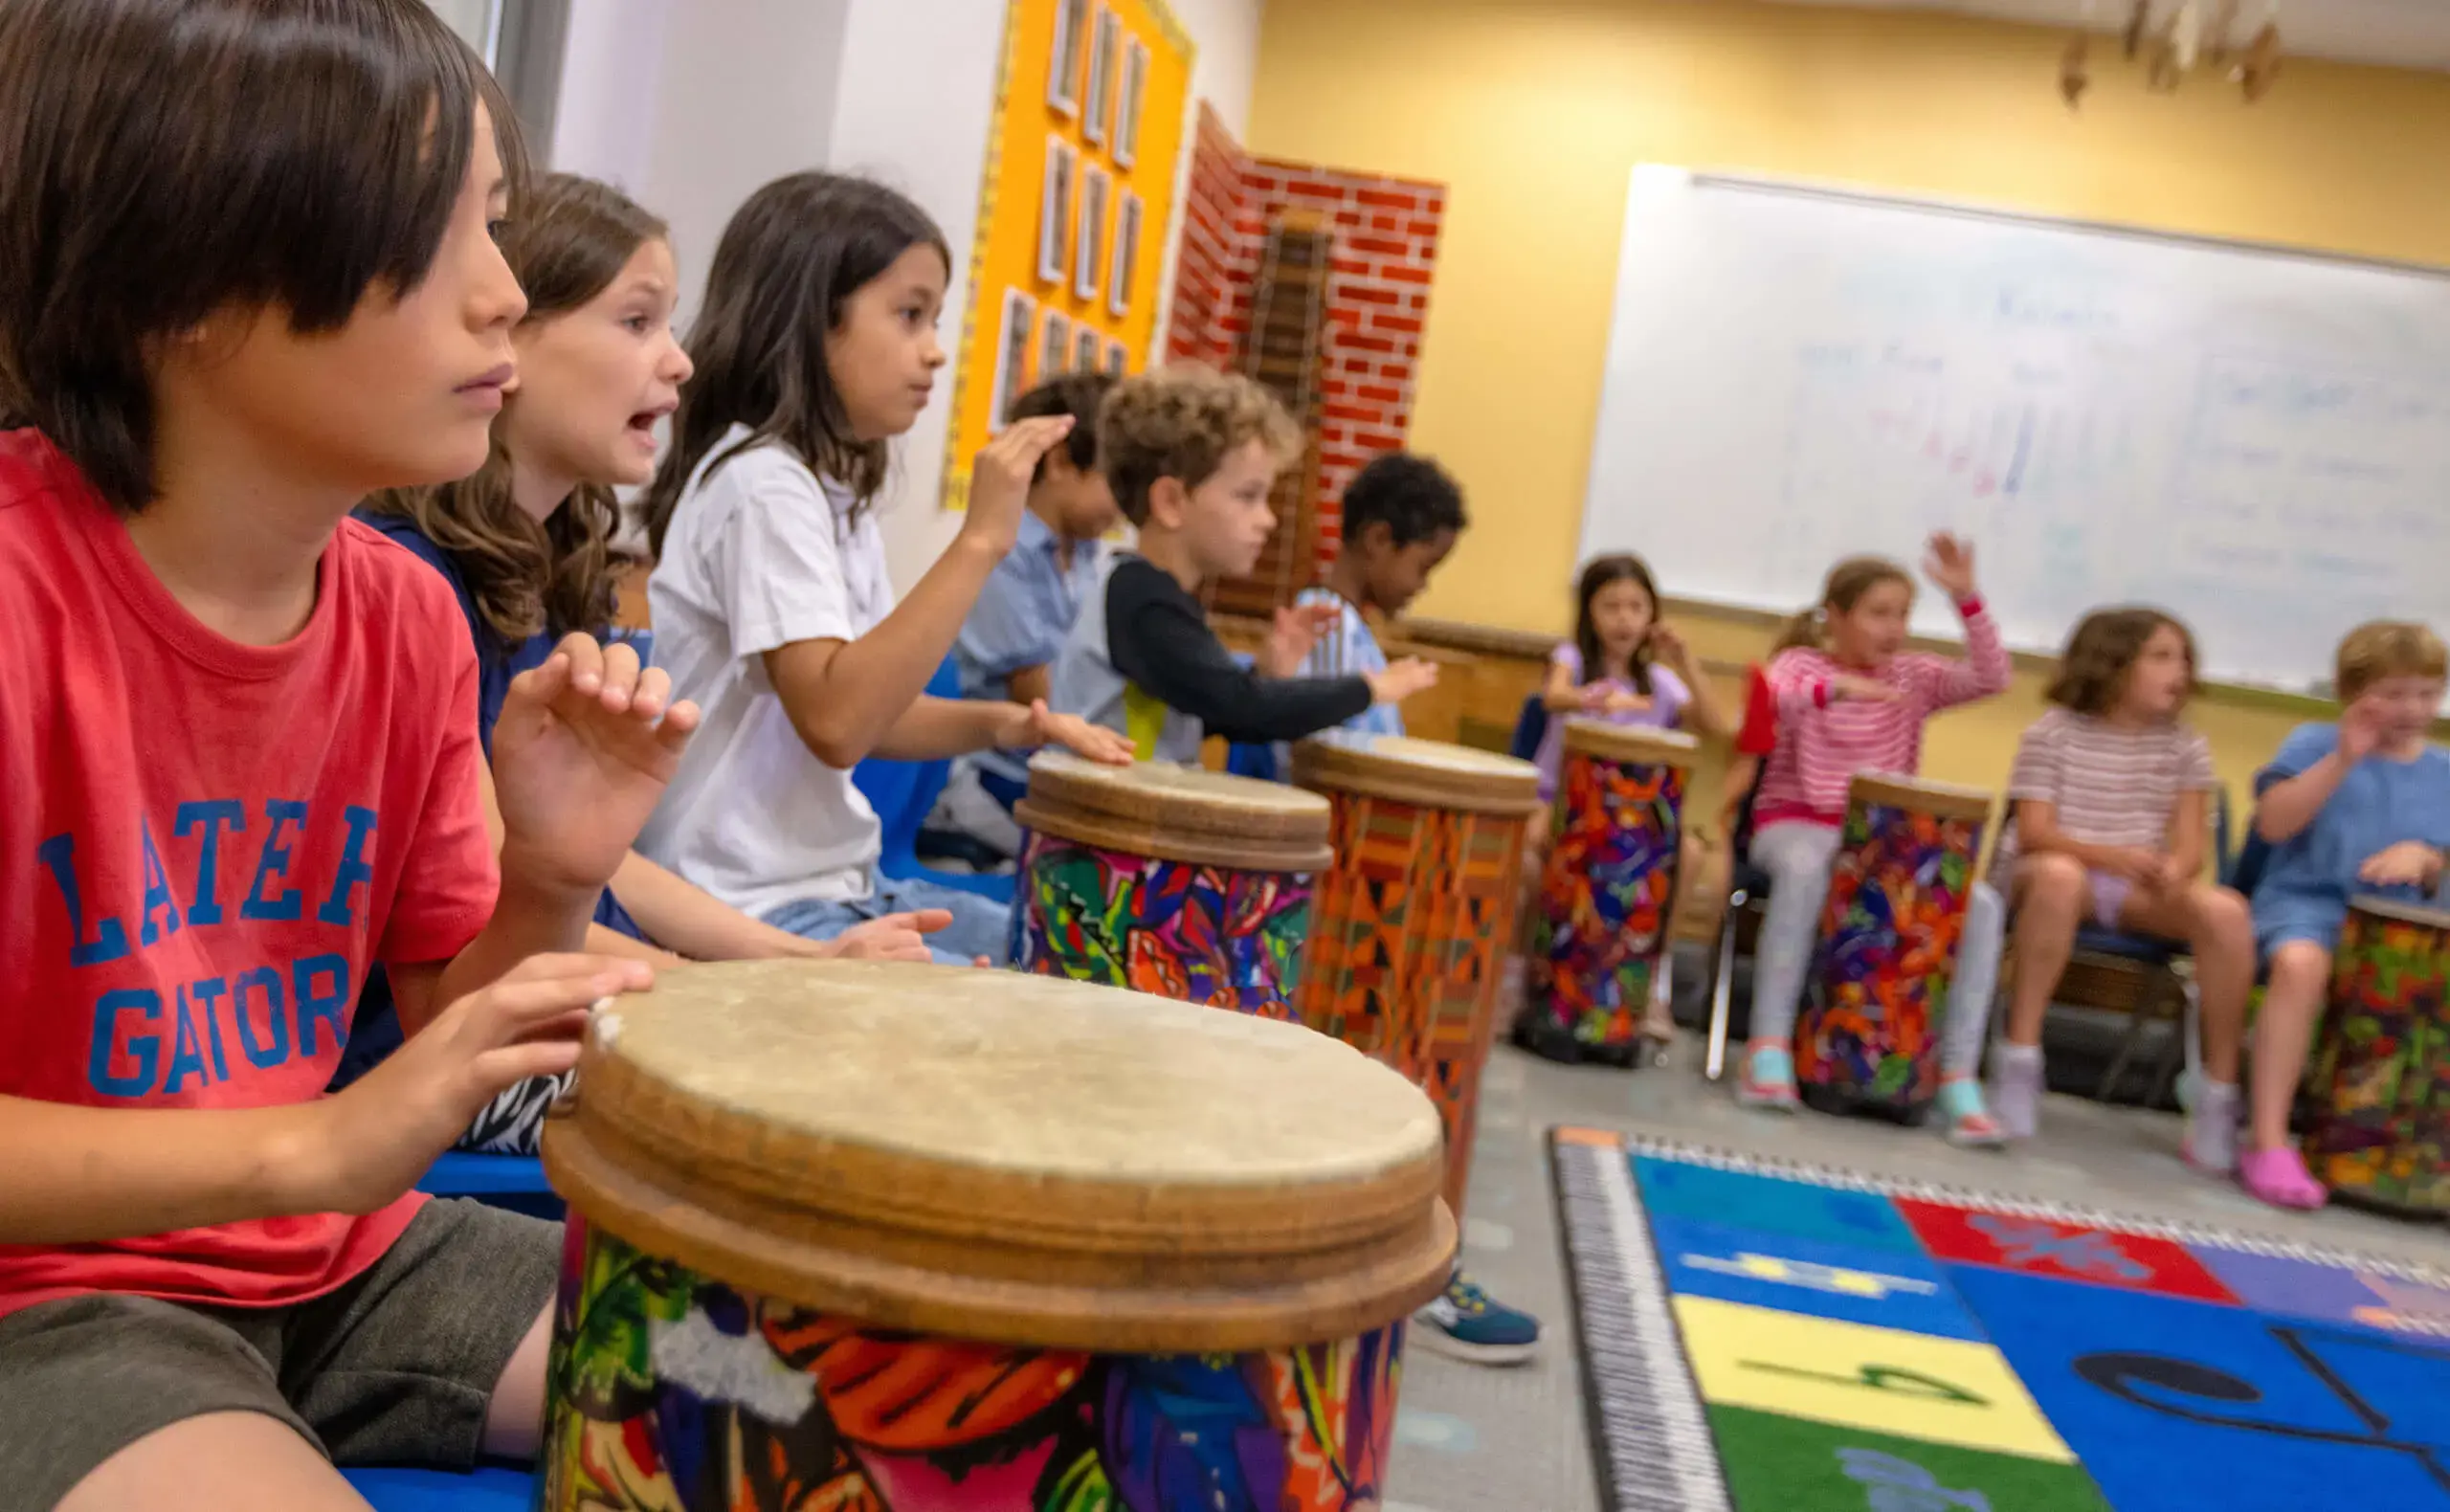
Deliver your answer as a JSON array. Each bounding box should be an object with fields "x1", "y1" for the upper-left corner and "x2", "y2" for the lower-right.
[
  {"x1": 1292, "y1": 731, "x2": 1542, "y2": 815},
  {"x1": 1848, "y1": 772, "x2": 1995, "y2": 822},
  {"x1": 1018, "y1": 752, "x2": 1334, "y2": 870},
  {"x1": 545, "y1": 960, "x2": 1454, "y2": 1350},
  {"x1": 2346, "y1": 895, "x2": 2450, "y2": 932},
  {"x1": 1560, "y1": 719, "x2": 1701, "y2": 767}
]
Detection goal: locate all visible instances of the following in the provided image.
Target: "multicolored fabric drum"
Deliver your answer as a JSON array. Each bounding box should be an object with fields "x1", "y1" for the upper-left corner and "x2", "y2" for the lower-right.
[
  {"x1": 538, "y1": 961, "x2": 1456, "y2": 1512},
  {"x1": 1793, "y1": 774, "x2": 1993, "y2": 1119},
  {"x1": 1293, "y1": 733, "x2": 1543, "y2": 1218},
  {"x1": 2305, "y1": 897, "x2": 2450, "y2": 1215},
  {"x1": 1524, "y1": 722, "x2": 1699, "y2": 1066},
  {"x1": 1010, "y1": 753, "x2": 1332, "y2": 1019}
]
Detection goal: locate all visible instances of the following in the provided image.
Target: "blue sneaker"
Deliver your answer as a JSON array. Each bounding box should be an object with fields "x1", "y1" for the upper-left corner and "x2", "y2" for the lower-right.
[{"x1": 1414, "y1": 1269, "x2": 1541, "y2": 1366}]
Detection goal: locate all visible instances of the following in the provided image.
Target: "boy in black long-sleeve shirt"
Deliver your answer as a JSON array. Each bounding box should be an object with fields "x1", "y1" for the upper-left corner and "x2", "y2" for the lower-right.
[{"x1": 1049, "y1": 366, "x2": 1437, "y2": 761}]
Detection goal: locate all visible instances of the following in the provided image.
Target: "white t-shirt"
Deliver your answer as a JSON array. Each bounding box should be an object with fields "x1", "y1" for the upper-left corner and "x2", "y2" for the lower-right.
[{"x1": 638, "y1": 427, "x2": 894, "y2": 916}]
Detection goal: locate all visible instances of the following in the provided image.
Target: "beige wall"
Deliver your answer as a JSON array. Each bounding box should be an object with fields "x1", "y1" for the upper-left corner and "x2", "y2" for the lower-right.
[{"x1": 1247, "y1": 0, "x2": 2450, "y2": 806}]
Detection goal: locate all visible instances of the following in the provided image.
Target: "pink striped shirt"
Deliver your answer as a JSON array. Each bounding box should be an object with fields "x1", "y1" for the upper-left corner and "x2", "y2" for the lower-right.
[{"x1": 1752, "y1": 599, "x2": 2010, "y2": 828}]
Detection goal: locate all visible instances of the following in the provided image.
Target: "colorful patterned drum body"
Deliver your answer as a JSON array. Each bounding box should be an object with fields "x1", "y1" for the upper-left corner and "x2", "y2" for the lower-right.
[
  {"x1": 537, "y1": 960, "x2": 1455, "y2": 1512},
  {"x1": 1523, "y1": 722, "x2": 1699, "y2": 1066},
  {"x1": 1794, "y1": 774, "x2": 1993, "y2": 1120},
  {"x1": 1010, "y1": 753, "x2": 1333, "y2": 1019},
  {"x1": 2305, "y1": 897, "x2": 2450, "y2": 1215},
  {"x1": 1292, "y1": 732, "x2": 1543, "y2": 1219}
]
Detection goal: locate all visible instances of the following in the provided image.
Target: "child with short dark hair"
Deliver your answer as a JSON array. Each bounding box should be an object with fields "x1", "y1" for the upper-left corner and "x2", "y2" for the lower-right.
[
  {"x1": 1292, "y1": 452, "x2": 1467, "y2": 726},
  {"x1": 1990, "y1": 608, "x2": 2252, "y2": 1165},
  {"x1": 940, "y1": 372, "x2": 1122, "y2": 855},
  {"x1": 2241, "y1": 620, "x2": 2450, "y2": 1209},
  {"x1": 0, "y1": 3, "x2": 687, "y2": 1502},
  {"x1": 1049, "y1": 367, "x2": 1438, "y2": 759}
]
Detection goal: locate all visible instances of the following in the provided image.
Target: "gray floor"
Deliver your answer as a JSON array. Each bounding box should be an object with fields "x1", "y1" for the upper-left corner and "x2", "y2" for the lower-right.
[{"x1": 1382, "y1": 1012, "x2": 2449, "y2": 1512}]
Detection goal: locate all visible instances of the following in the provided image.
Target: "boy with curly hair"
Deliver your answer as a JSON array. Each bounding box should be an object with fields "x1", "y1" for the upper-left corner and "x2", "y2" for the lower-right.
[{"x1": 1049, "y1": 367, "x2": 1436, "y2": 762}]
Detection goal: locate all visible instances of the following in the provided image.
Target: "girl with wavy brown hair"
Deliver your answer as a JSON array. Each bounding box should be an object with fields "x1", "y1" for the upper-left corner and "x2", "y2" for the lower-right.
[{"x1": 345, "y1": 174, "x2": 939, "y2": 1151}]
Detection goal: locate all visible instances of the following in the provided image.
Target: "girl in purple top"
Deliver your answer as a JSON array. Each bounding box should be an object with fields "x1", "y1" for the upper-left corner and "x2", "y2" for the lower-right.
[{"x1": 1530, "y1": 555, "x2": 1733, "y2": 1053}]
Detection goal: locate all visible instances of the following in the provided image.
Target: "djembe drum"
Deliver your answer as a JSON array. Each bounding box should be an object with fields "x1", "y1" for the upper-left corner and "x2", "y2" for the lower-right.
[
  {"x1": 1521, "y1": 722, "x2": 1700, "y2": 1067},
  {"x1": 1292, "y1": 731, "x2": 1544, "y2": 1219},
  {"x1": 1011, "y1": 752, "x2": 1333, "y2": 1018},
  {"x1": 1794, "y1": 773, "x2": 1993, "y2": 1121},
  {"x1": 2305, "y1": 897, "x2": 2450, "y2": 1215},
  {"x1": 537, "y1": 960, "x2": 1454, "y2": 1512}
]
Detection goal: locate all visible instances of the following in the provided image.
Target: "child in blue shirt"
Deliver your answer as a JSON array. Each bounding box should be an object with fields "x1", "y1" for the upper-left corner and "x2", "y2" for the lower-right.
[
  {"x1": 1294, "y1": 453, "x2": 1542, "y2": 1368},
  {"x1": 941, "y1": 374, "x2": 1121, "y2": 856},
  {"x1": 2244, "y1": 621, "x2": 2450, "y2": 1210}
]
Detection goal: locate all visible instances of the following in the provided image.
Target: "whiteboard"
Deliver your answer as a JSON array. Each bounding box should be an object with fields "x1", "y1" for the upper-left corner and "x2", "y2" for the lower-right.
[{"x1": 1577, "y1": 166, "x2": 2450, "y2": 700}]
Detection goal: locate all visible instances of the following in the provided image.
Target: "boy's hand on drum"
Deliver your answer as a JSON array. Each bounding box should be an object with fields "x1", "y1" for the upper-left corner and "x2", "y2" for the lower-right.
[
  {"x1": 494, "y1": 634, "x2": 702, "y2": 898},
  {"x1": 1830, "y1": 674, "x2": 1902, "y2": 704},
  {"x1": 821, "y1": 910, "x2": 953, "y2": 964},
  {"x1": 316, "y1": 953, "x2": 651, "y2": 1213},
  {"x1": 1260, "y1": 602, "x2": 1342, "y2": 677},
  {"x1": 1005, "y1": 700, "x2": 1135, "y2": 765},
  {"x1": 2358, "y1": 840, "x2": 2443, "y2": 888},
  {"x1": 961, "y1": 416, "x2": 1078, "y2": 558},
  {"x1": 1923, "y1": 532, "x2": 1980, "y2": 603},
  {"x1": 1366, "y1": 658, "x2": 1439, "y2": 706}
]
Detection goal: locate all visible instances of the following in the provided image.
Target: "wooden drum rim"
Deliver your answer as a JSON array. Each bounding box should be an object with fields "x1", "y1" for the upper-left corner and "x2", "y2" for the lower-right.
[
  {"x1": 542, "y1": 961, "x2": 1458, "y2": 1350},
  {"x1": 1020, "y1": 752, "x2": 1334, "y2": 872},
  {"x1": 1559, "y1": 719, "x2": 1701, "y2": 769},
  {"x1": 1847, "y1": 772, "x2": 1995, "y2": 823},
  {"x1": 2344, "y1": 895, "x2": 2450, "y2": 932},
  {"x1": 1291, "y1": 732, "x2": 1543, "y2": 816}
]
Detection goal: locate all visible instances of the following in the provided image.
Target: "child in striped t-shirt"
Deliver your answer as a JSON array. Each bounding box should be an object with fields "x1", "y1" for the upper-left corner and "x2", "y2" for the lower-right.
[
  {"x1": 1989, "y1": 610, "x2": 2252, "y2": 1168},
  {"x1": 1740, "y1": 537, "x2": 2013, "y2": 1144}
]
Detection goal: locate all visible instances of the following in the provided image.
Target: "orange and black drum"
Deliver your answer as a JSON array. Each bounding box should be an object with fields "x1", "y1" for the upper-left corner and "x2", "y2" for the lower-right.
[
  {"x1": 2305, "y1": 896, "x2": 2450, "y2": 1215},
  {"x1": 538, "y1": 960, "x2": 1455, "y2": 1512},
  {"x1": 1292, "y1": 732, "x2": 1544, "y2": 1220},
  {"x1": 1522, "y1": 722, "x2": 1700, "y2": 1067}
]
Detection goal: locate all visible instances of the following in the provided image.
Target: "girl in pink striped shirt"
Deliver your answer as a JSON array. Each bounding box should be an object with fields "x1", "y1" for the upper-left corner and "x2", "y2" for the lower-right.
[{"x1": 1739, "y1": 537, "x2": 2014, "y2": 1145}]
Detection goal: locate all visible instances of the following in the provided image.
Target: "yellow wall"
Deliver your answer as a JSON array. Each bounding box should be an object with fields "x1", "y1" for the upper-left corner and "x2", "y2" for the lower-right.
[{"x1": 1247, "y1": 0, "x2": 2450, "y2": 806}]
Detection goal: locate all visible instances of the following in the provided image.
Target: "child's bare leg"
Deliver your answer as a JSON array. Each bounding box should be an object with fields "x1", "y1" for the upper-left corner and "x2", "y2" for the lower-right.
[
  {"x1": 481, "y1": 1302, "x2": 556, "y2": 1459},
  {"x1": 2118, "y1": 883, "x2": 2255, "y2": 1084},
  {"x1": 61, "y1": 1413, "x2": 369, "y2": 1512},
  {"x1": 2249, "y1": 941, "x2": 2331, "y2": 1152},
  {"x1": 2004, "y1": 855, "x2": 2088, "y2": 1047}
]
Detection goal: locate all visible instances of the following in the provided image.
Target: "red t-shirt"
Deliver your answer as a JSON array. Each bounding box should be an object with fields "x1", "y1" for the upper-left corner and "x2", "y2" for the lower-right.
[
  {"x1": 1735, "y1": 663, "x2": 1778, "y2": 757},
  {"x1": 0, "y1": 431, "x2": 498, "y2": 1320}
]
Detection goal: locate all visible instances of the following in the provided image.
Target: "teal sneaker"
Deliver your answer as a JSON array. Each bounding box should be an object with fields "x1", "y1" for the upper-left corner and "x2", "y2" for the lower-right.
[{"x1": 1413, "y1": 1269, "x2": 1541, "y2": 1366}]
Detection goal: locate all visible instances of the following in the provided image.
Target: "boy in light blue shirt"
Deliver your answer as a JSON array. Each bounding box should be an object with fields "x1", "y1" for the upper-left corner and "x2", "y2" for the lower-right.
[
  {"x1": 940, "y1": 373, "x2": 1119, "y2": 855},
  {"x1": 2242, "y1": 620, "x2": 2450, "y2": 1211}
]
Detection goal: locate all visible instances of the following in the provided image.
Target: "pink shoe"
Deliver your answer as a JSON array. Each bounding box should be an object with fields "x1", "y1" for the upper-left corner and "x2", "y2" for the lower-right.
[{"x1": 2238, "y1": 1146, "x2": 2328, "y2": 1211}]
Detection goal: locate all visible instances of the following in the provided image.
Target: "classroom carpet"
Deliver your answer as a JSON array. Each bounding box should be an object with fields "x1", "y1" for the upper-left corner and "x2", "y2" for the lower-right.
[{"x1": 1550, "y1": 1128, "x2": 2450, "y2": 1512}]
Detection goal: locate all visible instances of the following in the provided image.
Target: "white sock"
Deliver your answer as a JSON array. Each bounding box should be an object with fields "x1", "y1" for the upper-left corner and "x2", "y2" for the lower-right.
[
  {"x1": 2187, "y1": 1078, "x2": 2240, "y2": 1168},
  {"x1": 1996, "y1": 1042, "x2": 2044, "y2": 1072}
]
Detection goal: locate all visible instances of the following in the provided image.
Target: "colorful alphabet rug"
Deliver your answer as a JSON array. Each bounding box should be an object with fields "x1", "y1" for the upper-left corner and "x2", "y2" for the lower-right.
[{"x1": 1550, "y1": 1128, "x2": 2450, "y2": 1512}]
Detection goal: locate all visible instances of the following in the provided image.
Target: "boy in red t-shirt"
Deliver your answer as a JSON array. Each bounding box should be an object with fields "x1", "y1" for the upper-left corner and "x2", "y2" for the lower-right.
[{"x1": 0, "y1": 5, "x2": 695, "y2": 1505}]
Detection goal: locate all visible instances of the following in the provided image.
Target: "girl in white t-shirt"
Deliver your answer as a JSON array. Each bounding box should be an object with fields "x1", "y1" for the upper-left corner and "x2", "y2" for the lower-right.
[{"x1": 635, "y1": 172, "x2": 1129, "y2": 963}]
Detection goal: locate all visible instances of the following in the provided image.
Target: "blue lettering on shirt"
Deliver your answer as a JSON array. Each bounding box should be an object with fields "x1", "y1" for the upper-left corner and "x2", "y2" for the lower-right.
[
  {"x1": 240, "y1": 799, "x2": 310, "y2": 922},
  {"x1": 138, "y1": 819, "x2": 182, "y2": 946},
  {"x1": 174, "y1": 800, "x2": 245, "y2": 925},
  {"x1": 37, "y1": 834, "x2": 130, "y2": 967},
  {"x1": 317, "y1": 806, "x2": 378, "y2": 927}
]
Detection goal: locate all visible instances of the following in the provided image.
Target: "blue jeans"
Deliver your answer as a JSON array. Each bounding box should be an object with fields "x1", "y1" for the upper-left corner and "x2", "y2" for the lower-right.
[{"x1": 764, "y1": 873, "x2": 1014, "y2": 967}]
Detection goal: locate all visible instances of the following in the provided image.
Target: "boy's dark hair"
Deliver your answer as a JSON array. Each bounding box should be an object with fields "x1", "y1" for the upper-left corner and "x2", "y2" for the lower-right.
[
  {"x1": 366, "y1": 174, "x2": 663, "y2": 650},
  {"x1": 0, "y1": 0, "x2": 523, "y2": 514},
  {"x1": 1098, "y1": 365, "x2": 1299, "y2": 527},
  {"x1": 643, "y1": 172, "x2": 949, "y2": 556},
  {"x1": 1341, "y1": 452, "x2": 1467, "y2": 548},
  {"x1": 1574, "y1": 553, "x2": 1662, "y2": 698},
  {"x1": 1009, "y1": 372, "x2": 1116, "y2": 482},
  {"x1": 2047, "y1": 606, "x2": 2197, "y2": 715}
]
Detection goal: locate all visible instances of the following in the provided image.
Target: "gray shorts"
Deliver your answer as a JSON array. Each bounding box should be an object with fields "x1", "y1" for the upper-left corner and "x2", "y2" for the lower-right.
[{"x1": 0, "y1": 1198, "x2": 560, "y2": 1510}]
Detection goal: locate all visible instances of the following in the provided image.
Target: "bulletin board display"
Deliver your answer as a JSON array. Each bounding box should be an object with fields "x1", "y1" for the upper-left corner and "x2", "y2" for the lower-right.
[{"x1": 942, "y1": 0, "x2": 1194, "y2": 510}]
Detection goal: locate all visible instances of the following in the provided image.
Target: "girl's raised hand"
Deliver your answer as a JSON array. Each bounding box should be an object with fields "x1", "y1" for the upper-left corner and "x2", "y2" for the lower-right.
[
  {"x1": 960, "y1": 416, "x2": 1079, "y2": 557},
  {"x1": 1647, "y1": 621, "x2": 1694, "y2": 670},
  {"x1": 1923, "y1": 532, "x2": 1980, "y2": 603}
]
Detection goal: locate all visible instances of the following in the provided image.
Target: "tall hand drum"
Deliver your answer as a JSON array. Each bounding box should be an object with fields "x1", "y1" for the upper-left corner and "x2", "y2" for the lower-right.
[
  {"x1": 1522, "y1": 722, "x2": 1699, "y2": 1067},
  {"x1": 1795, "y1": 773, "x2": 1993, "y2": 1121},
  {"x1": 1012, "y1": 753, "x2": 1333, "y2": 1018},
  {"x1": 2305, "y1": 897, "x2": 2450, "y2": 1215},
  {"x1": 538, "y1": 960, "x2": 1454, "y2": 1511},
  {"x1": 1292, "y1": 732, "x2": 1543, "y2": 1220}
]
